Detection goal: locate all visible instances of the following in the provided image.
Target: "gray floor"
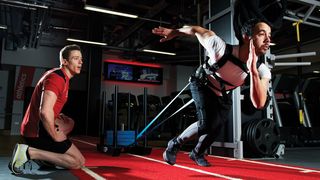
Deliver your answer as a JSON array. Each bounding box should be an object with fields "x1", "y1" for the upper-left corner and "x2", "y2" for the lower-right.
[
  {"x1": 0, "y1": 157, "x2": 78, "y2": 180},
  {"x1": 258, "y1": 147, "x2": 320, "y2": 170},
  {"x1": 0, "y1": 133, "x2": 78, "y2": 180}
]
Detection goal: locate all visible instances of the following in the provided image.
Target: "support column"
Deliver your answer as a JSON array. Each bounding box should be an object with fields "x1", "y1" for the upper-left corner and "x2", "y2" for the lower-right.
[
  {"x1": 206, "y1": 0, "x2": 243, "y2": 159},
  {"x1": 86, "y1": 13, "x2": 103, "y2": 136}
]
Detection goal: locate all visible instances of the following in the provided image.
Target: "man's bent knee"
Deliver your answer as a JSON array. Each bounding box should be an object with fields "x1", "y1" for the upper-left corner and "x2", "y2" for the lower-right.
[{"x1": 65, "y1": 143, "x2": 85, "y2": 169}]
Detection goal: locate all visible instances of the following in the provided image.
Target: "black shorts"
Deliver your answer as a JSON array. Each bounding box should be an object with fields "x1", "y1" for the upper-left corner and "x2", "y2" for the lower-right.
[{"x1": 23, "y1": 121, "x2": 72, "y2": 154}]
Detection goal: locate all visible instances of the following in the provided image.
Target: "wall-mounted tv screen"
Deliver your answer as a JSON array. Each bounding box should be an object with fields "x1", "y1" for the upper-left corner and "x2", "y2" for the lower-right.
[
  {"x1": 104, "y1": 62, "x2": 163, "y2": 84},
  {"x1": 106, "y1": 63, "x2": 133, "y2": 81}
]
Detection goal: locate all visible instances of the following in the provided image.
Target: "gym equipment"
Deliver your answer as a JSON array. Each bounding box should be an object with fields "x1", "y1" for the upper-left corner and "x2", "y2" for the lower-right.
[
  {"x1": 301, "y1": 77, "x2": 320, "y2": 127},
  {"x1": 97, "y1": 88, "x2": 121, "y2": 156},
  {"x1": 299, "y1": 77, "x2": 320, "y2": 146},
  {"x1": 144, "y1": 98, "x2": 194, "y2": 139},
  {"x1": 272, "y1": 74, "x2": 301, "y2": 127},
  {"x1": 112, "y1": 92, "x2": 138, "y2": 131},
  {"x1": 136, "y1": 82, "x2": 190, "y2": 139},
  {"x1": 271, "y1": 74, "x2": 320, "y2": 147},
  {"x1": 136, "y1": 94, "x2": 162, "y2": 137},
  {"x1": 271, "y1": 74, "x2": 302, "y2": 147},
  {"x1": 242, "y1": 118, "x2": 280, "y2": 157},
  {"x1": 97, "y1": 86, "x2": 152, "y2": 156},
  {"x1": 106, "y1": 130, "x2": 135, "y2": 146}
]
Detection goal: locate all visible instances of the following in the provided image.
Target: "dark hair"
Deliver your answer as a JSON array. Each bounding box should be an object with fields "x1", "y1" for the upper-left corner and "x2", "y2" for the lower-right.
[
  {"x1": 233, "y1": 0, "x2": 287, "y2": 45},
  {"x1": 241, "y1": 19, "x2": 261, "y2": 37},
  {"x1": 60, "y1": 44, "x2": 81, "y2": 60},
  {"x1": 238, "y1": 19, "x2": 270, "y2": 45}
]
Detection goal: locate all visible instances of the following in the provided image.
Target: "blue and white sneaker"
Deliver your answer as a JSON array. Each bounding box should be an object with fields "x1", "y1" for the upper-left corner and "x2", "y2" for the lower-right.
[
  {"x1": 189, "y1": 150, "x2": 211, "y2": 167},
  {"x1": 163, "y1": 138, "x2": 181, "y2": 165}
]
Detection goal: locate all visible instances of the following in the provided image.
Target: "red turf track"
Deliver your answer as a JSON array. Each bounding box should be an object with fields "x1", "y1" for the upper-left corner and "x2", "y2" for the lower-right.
[{"x1": 70, "y1": 138, "x2": 320, "y2": 180}]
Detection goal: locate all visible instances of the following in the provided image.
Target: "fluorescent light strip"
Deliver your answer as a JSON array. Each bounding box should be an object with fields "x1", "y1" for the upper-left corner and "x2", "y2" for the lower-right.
[
  {"x1": 0, "y1": 0, "x2": 48, "y2": 9},
  {"x1": 84, "y1": 4, "x2": 138, "y2": 19},
  {"x1": 67, "y1": 38, "x2": 107, "y2": 46},
  {"x1": 142, "y1": 49, "x2": 176, "y2": 56},
  {"x1": 274, "y1": 62, "x2": 311, "y2": 66},
  {"x1": 0, "y1": 25, "x2": 7, "y2": 30}
]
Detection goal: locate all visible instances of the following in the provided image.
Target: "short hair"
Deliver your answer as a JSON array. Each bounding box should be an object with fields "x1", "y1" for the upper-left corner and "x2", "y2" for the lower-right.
[
  {"x1": 59, "y1": 44, "x2": 81, "y2": 66},
  {"x1": 238, "y1": 19, "x2": 270, "y2": 45},
  {"x1": 241, "y1": 19, "x2": 261, "y2": 37}
]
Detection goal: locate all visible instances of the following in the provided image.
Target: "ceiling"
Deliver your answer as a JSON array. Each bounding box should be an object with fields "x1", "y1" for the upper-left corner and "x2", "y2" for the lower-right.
[{"x1": 0, "y1": 0, "x2": 320, "y2": 67}]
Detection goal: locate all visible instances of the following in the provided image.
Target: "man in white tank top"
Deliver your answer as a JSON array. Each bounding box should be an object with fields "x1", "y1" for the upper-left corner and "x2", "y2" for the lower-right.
[{"x1": 152, "y1": 20, "x2": 271, "y2": 166}]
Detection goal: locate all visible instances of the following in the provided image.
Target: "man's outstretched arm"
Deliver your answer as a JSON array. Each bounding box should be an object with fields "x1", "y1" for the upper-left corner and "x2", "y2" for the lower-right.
[{"x1": 152, "y1": 26, "x2": 215, "y2": 47}]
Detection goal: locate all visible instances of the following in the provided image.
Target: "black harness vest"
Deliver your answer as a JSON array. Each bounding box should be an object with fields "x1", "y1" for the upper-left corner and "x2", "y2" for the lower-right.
[{"x1": 196, "y1": 44, "x2": 263, "y2": 97}]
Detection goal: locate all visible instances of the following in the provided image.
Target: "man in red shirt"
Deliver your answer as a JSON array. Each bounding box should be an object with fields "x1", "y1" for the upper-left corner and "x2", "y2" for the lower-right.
[{"x1": 9, "y1": 44, "x2": 85, "y2": 174}]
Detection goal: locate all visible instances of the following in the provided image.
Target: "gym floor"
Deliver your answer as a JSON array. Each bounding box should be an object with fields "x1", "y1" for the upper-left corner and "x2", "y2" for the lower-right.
[{"x1": 1, "y1": 131, "x2": 320, "y2": 179}]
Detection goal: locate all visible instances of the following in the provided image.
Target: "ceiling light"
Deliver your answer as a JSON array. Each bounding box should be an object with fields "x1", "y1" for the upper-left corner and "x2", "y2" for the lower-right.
[
  {"x1": 0, "y1": 0, "x2": 48, "y2": 9},
  {"x1": 0, "y1": 25, "x2": 7, "y2": 30},
  {"x1": 67, "y1": 38, "x2": 107, "y2": 46},
  {"x1": 142, "y1": 49, "x2": 176, "y2": 56},
  {"x1": 274, "y1": 62, "x2": 311, "y2": 66},
  {"x1": 84, "y1": 4, "x2": 138, "y2": 19},
  {"x1": 313, "y1": 70, "x2": 320, "y2": 74},
  {"x1": 270, "y1": 42, "x2": 276, "y2": 46}
]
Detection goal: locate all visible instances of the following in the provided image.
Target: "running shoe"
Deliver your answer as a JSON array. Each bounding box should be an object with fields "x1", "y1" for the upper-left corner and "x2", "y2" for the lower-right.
[
  {"x1": 163, "y1": 137, "x2": 181, "y2": 165},
  {"x1": 9, "y1": 144, "x2": 29, "y2": 174},
  {"x1": 189, "y1": 149, "x2": 211, "y2": 167}
]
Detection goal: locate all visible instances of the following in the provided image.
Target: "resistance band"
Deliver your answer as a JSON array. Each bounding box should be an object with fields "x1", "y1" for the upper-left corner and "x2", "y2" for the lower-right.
[
  {"x1": 136, "y1": 82, "x2": 191, "y2": 139},
  {"x1": 141, "y1": 98, "x2": 194, "y2": 139}
]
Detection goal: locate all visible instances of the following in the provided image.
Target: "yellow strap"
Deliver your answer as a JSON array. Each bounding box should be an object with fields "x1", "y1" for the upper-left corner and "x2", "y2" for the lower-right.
[
  {"x1": 292, "y1": 20, "x2": 303, "y2": 42},
  {"x1": 299, "y1": 109, "x2": 304, "y2": 125}
]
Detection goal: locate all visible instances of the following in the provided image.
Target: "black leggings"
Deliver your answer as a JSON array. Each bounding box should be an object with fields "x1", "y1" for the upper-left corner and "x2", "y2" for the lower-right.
[{"x1": 178, "y1": 78, "x2": 232, "y2": 154}]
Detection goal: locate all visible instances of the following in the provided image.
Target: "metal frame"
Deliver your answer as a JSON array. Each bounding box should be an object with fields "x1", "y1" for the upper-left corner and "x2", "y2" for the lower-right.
[
  {"x1": 267, "y1": 49, "x2": 316, "y2": 128},
  {"x1": 205, "y1": 0, "x2": 243, "y2": 159},
  {"x1": 285, "y1": 0, "x2": 320, "y2": 28},
  {"x1": 204, "y1": 0, "x2": 319, "y2": 159}
]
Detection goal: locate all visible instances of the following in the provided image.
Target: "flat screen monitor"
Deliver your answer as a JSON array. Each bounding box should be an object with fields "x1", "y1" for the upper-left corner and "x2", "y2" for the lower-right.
[
  {"x1": 104, "y1": 62, "x2": 163, "y2": 84},
  {"x1": 106, "y1": 63, "x2": 133, "y2": 81}
]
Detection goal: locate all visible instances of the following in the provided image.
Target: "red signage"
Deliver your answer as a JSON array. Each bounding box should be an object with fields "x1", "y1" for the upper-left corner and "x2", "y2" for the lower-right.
[{"x1": 14, "y1": 66, "x2": 35, "y2": 100}]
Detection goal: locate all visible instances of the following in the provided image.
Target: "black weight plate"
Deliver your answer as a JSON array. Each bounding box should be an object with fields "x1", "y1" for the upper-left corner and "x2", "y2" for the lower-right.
[{"x1": 251, "y1": 119, "x2": 280, "y2": 156}]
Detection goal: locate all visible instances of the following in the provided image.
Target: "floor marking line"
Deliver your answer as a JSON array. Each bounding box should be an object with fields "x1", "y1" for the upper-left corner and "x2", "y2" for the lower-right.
[
  {"x1": 208, "y1": 155, "x2": 320, "y2": 174},
  {"x1": 301, "y1": 170, "x2": 317, "y2": 173},
  {"x1": 129, "y1": 154, "x2": 241, "y2": 180},
  {"x1": 72, "y1": 138, "x2": 240, "y2": 180},
  {"x1": 81, "y1": 166, "x2": 106, "y2": 180},
  {"x1": 71, "y1": 138, "x2": 107, "y2": 179},
  {"x1": 72, "y1": 138, "x2": 320, "y2": 177}
]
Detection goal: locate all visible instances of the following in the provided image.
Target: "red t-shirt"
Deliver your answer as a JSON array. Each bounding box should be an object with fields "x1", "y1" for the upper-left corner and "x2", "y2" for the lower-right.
[{"x1": 20, "y1": 68, "x2": 70, "y2": 137}]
